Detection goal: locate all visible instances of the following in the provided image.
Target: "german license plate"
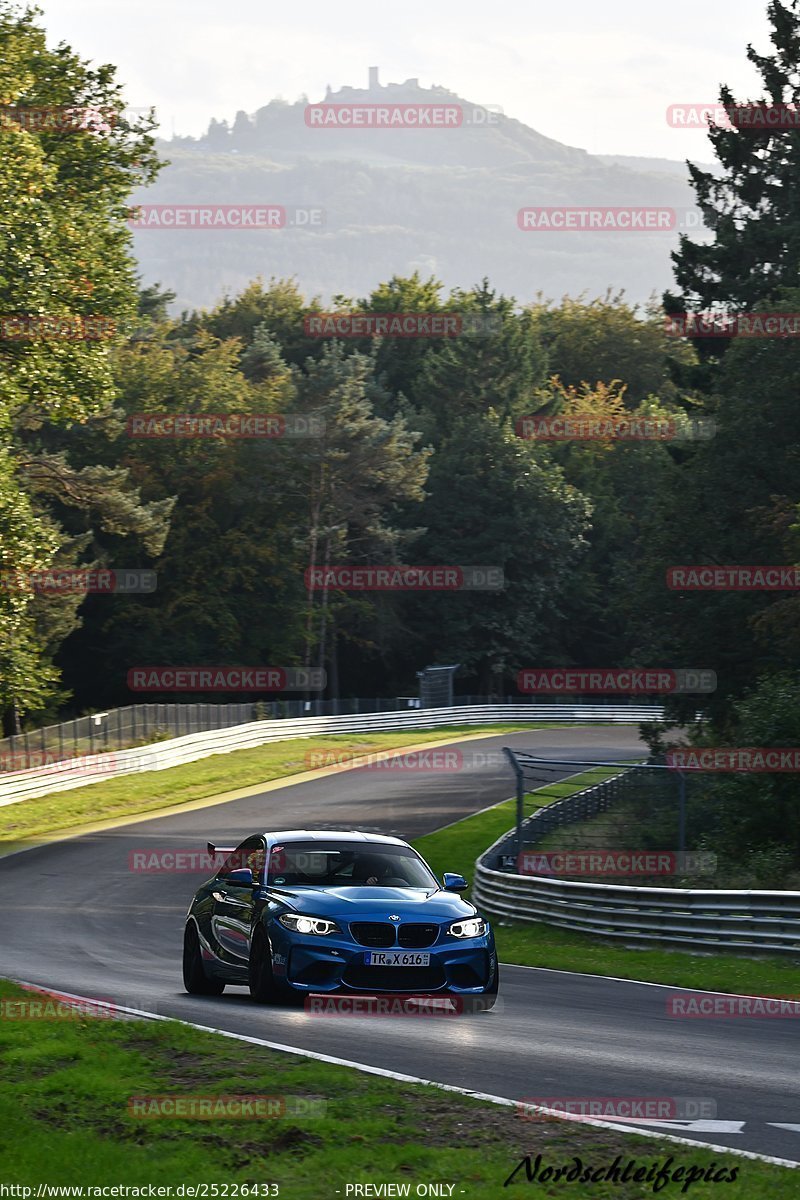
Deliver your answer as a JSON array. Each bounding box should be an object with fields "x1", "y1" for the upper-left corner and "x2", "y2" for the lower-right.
[{"x1": 364, "y1": 951, "x2": 430, "y2": 967}]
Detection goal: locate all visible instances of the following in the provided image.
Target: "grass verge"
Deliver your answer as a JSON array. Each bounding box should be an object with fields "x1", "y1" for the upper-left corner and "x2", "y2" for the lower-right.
[
  {"x1": 413, "y1": 768, "x2": 608, "y2": 882},
  {"x1": 0, "y1": 980, "x2": 794, "y2": 1196},
  {"x1": 412, "y1": 776, "x2": 800, "y2": 997},
  {"x1": 0, "y1": 722, "x2": 557, "y2": 847}
]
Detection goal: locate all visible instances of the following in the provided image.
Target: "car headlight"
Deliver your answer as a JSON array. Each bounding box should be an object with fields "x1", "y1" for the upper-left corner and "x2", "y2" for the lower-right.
[
  {"x1": 448, "y1": 917, "x2": 487, "y2": 939},
  {"x1": 278, "y1": 913, "x2": 341, "y2": 936}
]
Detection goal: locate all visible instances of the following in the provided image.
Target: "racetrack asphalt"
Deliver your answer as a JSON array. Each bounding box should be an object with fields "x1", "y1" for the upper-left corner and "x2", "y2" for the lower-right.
[{"x1": 1, "y1": 726, "x2": 798, "y2": 1162}]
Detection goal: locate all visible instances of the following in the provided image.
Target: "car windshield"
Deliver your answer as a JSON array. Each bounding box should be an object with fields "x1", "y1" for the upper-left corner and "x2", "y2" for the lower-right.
[{"x1": 266, "y1": 841, "x2": 437, "y2": 888}]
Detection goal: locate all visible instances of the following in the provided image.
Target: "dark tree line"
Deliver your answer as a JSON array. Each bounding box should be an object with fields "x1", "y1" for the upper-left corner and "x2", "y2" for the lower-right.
[{"x1": 3, "y1": 1, "x2": 800, "y2": 876}]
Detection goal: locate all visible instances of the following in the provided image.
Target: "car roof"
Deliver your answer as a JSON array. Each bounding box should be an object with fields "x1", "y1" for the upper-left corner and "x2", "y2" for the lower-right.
[{"x1": 261, "y1": 830, "x2": 408, "y2": 846}]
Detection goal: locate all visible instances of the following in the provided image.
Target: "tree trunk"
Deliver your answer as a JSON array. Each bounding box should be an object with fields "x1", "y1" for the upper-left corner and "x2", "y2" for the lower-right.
[
  {"x1": 329, "y1": 614, "x2": 339, "y2": 711},
  {"x1": 303, "y1": 465, "x2": 324, "y2": 699}
]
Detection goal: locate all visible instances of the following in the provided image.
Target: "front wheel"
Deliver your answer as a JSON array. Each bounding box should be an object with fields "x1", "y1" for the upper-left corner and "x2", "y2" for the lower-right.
[
  {"x1": 183, "y1": 923, "x2": 225, "y2": 996},
  {"x1": 249, "y1": 926, "x2": 281, "y2": 1004},
  {"x1": 249, "y1": 927, "x2": 303, "y2": 1006}
]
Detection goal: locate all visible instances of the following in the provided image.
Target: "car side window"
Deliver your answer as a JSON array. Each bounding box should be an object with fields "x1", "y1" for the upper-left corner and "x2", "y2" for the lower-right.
[
  {"x1": 244, "y1": 844, "x2": 266, "y2": 882},
  {"x1": 218, "y1": 848, "x2": 244, "y2": 879},
  {"x1": 218, "y1": 837, "x2": 265, "y2": 884}
]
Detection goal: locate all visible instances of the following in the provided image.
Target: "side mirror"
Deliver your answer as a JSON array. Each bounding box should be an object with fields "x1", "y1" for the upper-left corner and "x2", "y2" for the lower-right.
[
  {"x1": 226, "y1": 867, "x2": 255, "y2": 887},
  {"x1": 442, "y1": 872, "x2": 468, "y2": 892}
]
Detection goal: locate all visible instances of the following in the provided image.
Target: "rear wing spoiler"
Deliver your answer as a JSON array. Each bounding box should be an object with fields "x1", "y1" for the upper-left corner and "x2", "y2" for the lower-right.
[{"x1": 208, "y1": 842, "x2": 237, "y2": 857}]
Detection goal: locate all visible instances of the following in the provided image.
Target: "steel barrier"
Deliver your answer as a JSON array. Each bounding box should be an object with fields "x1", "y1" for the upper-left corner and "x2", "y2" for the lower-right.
[
  {"x1": 472, "y1": 769, "x2": 800, "y2": 955},
  {"x1": 0, "y1": 703, "x2": 662, "y2": 807}
]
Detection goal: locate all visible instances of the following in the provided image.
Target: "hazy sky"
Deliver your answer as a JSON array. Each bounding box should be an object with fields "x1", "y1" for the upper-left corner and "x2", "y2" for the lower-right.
[{"x1": 38, "y1": 0, "x2": 772, "y2": 160}]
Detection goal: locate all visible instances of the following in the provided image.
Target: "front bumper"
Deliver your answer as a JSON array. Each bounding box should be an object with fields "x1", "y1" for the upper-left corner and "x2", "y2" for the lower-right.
[{"x1": 271, "y1": 925, "x2": 497, "y2": 994}]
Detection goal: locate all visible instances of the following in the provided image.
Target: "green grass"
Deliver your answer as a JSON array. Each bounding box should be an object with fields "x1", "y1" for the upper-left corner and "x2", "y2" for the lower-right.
[
  {"x1": 412, "y1": 775, "x2": 800, "y2": 997},
  {"x1": 0, "y1": 980, "x2": 794, "y2": 1196},
  {"x1": 413, "y1": 767, "x2": 610, "y2": 882},
  {"x1": 0, "y1": 722, "x2": 559, "y2": 847}
]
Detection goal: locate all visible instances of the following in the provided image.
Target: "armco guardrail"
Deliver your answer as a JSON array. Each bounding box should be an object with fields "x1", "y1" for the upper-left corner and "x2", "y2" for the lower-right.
[
  {"x1": 472, "y1": 770, "x2": 800, "y2": 955},
  {"x1": 0, "y1": 694, "x2": 659, "y2": 766},
  {"x1": 0, "y1": 703, "x2": 663, "y2": 808}
]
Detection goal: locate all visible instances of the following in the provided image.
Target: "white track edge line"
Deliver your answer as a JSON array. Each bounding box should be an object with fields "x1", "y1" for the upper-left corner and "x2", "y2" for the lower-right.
[
  {"x1": 12, "y1": 980, "x2": 799, "y2": 1171},
  {"x1": 499, "y1": 961, "x2": 800, "y2": 1001}
]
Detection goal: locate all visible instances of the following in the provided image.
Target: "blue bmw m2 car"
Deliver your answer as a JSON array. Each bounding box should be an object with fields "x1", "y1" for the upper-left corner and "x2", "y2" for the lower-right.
[{"x1": 183, "y1": 830, "x2": 499, "y2": 1010}]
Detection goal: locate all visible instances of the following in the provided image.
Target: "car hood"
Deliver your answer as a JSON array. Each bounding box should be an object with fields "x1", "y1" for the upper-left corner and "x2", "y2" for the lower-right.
[{"x1": 267, "y1": 885, "x2": 477, "y2": 921}]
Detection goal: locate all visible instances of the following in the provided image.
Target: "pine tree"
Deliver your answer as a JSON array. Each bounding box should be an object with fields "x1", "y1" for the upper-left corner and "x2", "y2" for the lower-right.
[{"x1": 666, "y1": 1, "x2": 800, "y2": 315}]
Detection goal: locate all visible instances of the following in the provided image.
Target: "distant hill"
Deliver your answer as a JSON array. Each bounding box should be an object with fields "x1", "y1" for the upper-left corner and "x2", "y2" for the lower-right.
[
  {"x1": 130, "y1": 70, "x2": 713, "y2": 310},
  {"x1": 595, "y1": 154, "x2": 719, "y2": 178}
]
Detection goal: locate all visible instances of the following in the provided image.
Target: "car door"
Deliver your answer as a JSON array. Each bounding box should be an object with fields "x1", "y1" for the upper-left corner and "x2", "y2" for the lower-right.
[{"x1": 209, "y1": 836, "x2": 266, "y2": 975}]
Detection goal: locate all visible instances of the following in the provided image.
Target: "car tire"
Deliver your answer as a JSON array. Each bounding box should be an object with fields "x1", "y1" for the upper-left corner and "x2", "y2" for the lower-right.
[
  {"x1": 248, "y1": 926, "x2": 290, "y2": 1004},
  {"x1": 183, "y1": 922, "x2": 225, "y2": 996}
]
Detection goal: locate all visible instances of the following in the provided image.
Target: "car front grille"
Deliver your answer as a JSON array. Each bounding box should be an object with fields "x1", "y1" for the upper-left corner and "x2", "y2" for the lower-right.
[
  {"x1": 349, "y1": 922, "x2": 396, "y2": 947},
  {"x1": 398, "y1": 923, "x2": 439, "y2": 948},
  {"x1": 343, "y1": 964, "x2": 447, "y2": 992}
]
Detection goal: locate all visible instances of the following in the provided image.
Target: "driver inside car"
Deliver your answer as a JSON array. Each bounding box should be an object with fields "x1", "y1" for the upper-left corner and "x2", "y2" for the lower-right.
[
  {"x1": 351, "y1": 853, "x2": 387, "y2": 885},
  {"x1": 350, "y1": 853, "x2": 410, "y2": 886}
]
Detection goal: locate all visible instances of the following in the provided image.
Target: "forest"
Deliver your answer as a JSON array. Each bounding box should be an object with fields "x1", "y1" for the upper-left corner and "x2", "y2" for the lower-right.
[{"x1": 2, "y1": 2, "x2": 800, "y2": 877}]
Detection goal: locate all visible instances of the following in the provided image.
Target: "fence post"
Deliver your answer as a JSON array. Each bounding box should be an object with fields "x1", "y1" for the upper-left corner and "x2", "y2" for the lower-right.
[
  {"x1": 678, "y1": 771, "x2": 687, "y2": 854},
  {"x1": 504, "y1": 748, "x2": 525, "y2": 862}
]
